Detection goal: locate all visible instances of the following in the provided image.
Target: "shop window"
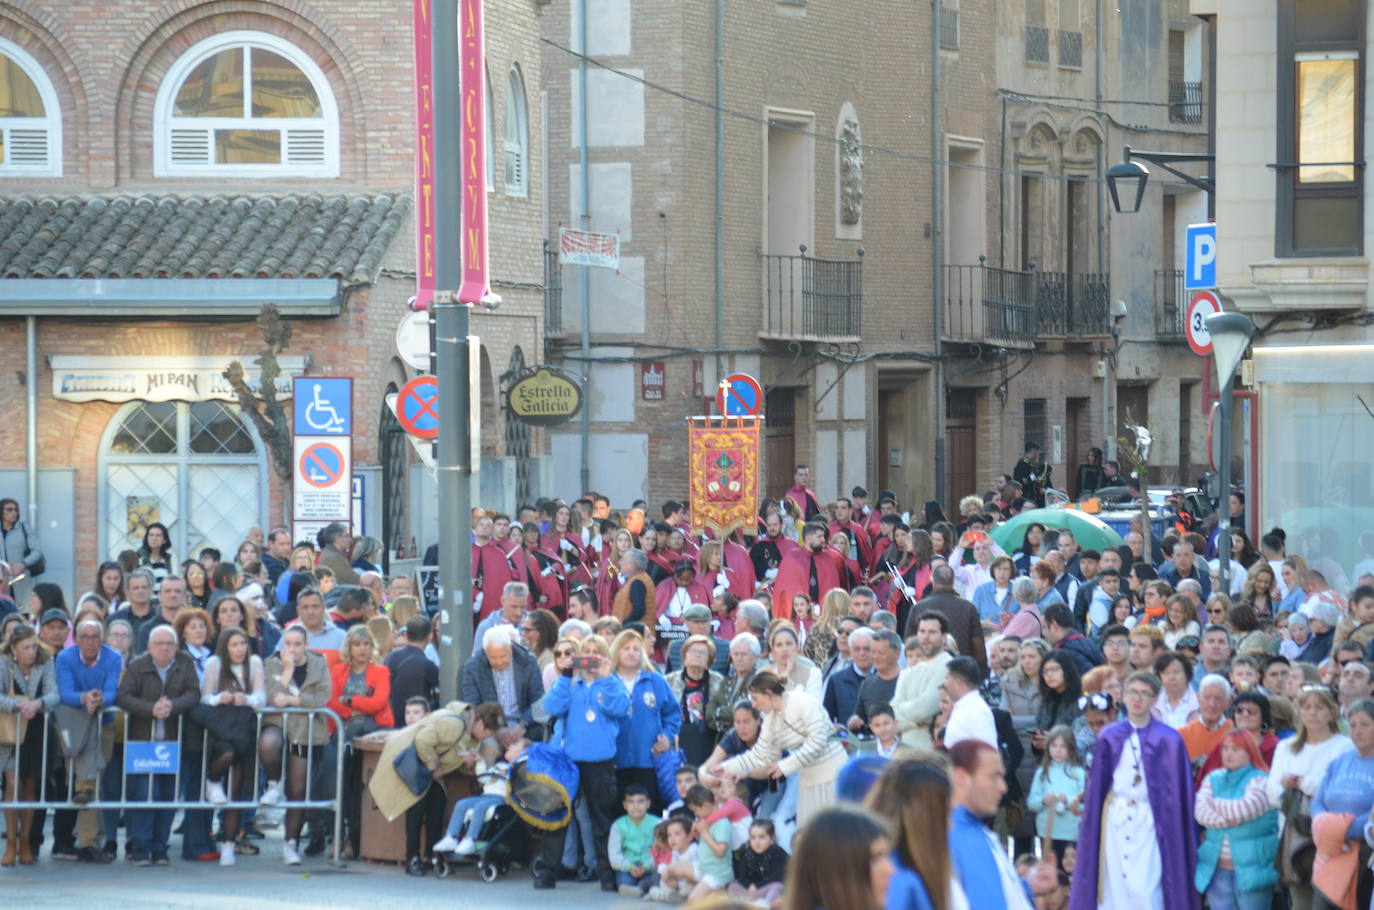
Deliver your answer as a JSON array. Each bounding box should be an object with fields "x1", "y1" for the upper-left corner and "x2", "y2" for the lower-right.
[
  {"x1": 153, "y1": 31, "x2": 339, "y2": 177},
  {"x1": 0, "y1": 37, "x2": 62, "y2": 177},
  {"x1": 101, "y1": 401, "x2": 266, "y2": 563}
]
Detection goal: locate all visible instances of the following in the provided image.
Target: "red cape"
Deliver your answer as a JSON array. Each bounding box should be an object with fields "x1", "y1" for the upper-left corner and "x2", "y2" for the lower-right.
[
  {"x1": 772, "y1": 546, "x2": 843, "y2": 621},
  {"x1": 512, "y1": 546, "x2": 568, "y2": 616},
  {"x1": 472, "y1": 541, "x2": 515, "y2": 620},
  {"x1": 784, "y1": 486, "x2": 823, "y2": 521},
  {"x1": 543, "y1": 530, "x2": 595, "y2": 588},
  {"x1": 722, "y1": 540, "x2": 757, "y2": 598},
  {"x1": 595, "y1": 565, "x2": 622, "y2": 617},
  {"x1": 829, "y1": 520, "x2": 873, "y2": 571},
  {"x1": 655, "y1": 578, "x2": 712, "y2": 625}
]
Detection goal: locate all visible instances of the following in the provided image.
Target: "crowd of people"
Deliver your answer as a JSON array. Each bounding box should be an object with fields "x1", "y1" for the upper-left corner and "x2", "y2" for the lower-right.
[{"x1": 2, "y1": 473, "x2": 1374, "y2": 910}]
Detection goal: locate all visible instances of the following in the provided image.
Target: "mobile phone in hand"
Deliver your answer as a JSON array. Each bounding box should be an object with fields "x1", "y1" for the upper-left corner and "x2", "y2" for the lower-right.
[{"x1": 571, "y1": 655, "x2": 600, "y2": 671}]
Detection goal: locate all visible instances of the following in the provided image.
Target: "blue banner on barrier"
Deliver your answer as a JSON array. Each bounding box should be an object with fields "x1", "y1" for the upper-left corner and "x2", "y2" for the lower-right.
[{"x1": 125, "y1": 741, "x2": 181, "y2": 775}]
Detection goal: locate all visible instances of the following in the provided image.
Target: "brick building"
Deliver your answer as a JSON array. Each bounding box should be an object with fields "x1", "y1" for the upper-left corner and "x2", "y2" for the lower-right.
[{"x1": 0, "y1": 0, "x2": 548, "y2": 597}]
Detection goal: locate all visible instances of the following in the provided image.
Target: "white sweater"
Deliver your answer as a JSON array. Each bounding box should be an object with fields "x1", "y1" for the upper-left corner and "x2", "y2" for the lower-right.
[
  {"x1": 891, "y1": 652, "x2": 951, "y2": 750},
  {"x1": 1266, "y1": 733, "x2": 1355, "y2": 810}
]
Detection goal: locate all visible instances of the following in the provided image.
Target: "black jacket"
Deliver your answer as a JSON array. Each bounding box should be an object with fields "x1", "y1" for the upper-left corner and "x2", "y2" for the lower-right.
[
  {"x1": 384, "y1": 644, "x2": 440, "y2": 721},
  {"x1": 906, "y1": 589, "x2": 986, "y2": 674}
]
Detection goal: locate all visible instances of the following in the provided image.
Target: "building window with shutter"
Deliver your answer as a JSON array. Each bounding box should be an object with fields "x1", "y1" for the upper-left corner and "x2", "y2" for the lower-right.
[
  {"x1": 0, "y1": 38, "x2": 62, "y2": 177},
  {"x1": 504, "y1": 67, "x2": 528, "y2": 197},
  {"x1": 153, "y1": 31, "x2": 340, "y2": 178}
]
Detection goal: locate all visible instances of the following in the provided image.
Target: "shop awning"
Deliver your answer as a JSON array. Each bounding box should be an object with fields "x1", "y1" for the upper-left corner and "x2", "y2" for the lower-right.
[{"x1": 0, "y1": 192, "x2": 411, "y2": 317}]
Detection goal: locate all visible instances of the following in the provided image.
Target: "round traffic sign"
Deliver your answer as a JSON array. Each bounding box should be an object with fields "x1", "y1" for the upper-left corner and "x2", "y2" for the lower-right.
[
  {"x1": 717, "y1": 373, "x2": 763, "y2": 417},
  {"x1": 397, "y1": 375, "x2": 440, "y2": 439},
  {"x1": 395, "y1": 311, "x2": 432, "y2": 371},
  {"x1": 299, "y1": 442, "x2": 346, "y2": 488},
  {"x1": 1186, "y1": 291, "x2": 1221, "y2": 356}
]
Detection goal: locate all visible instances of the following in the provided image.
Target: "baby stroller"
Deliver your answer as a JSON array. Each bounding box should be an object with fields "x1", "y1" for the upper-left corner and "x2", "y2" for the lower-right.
[{"x1": 436, "y1": 742, "x2": 578, "y2": 883}]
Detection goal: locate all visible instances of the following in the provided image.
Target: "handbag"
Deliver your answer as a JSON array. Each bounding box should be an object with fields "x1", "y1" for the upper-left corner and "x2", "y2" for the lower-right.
[
  {"x1": 190, "y1": 703, "x2": 258, "y2": 758},
  {"x1": 0, "y1": 675, "x2": 24, "y2": 746},
  {"x1": 392, "y1": 742, "x2": 433, "y2": 796},
  {"x1": 653, "y1": 745, "x2": 685, "y2": 807},
  {"x1": 21, "y1": 523, "x2": 44, "y2": 578},
  {"x1": 1278, "y1": 787, "x2": 1316, "y2": 884}
]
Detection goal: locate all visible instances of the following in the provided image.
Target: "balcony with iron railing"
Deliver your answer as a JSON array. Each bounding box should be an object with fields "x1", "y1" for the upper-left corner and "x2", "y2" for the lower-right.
[
  {"x1": 1154, "y1": 268, "x2": 1187, "y2": 339},
  {"x1": 1168, "y1": 81, "x2": 1203, "y2": 123},
  {"x1": 944, "y1": 260, "x2": 1110, "y2": 344},
  {"x1": 761, "y1": 245, "x2": 863, "y2": 341},
  {"x1": 543, "y1": 240, "x2": 564, "y2": 336}
]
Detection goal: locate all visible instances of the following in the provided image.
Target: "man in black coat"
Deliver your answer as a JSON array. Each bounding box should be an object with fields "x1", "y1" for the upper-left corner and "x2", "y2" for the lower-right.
[
  {"x1": 904, "y1": 565, "x2": 986, "y2": 674},
  {"x1": 459, "y1": 627, "x2": 544, "y2": 728},
  {"x1": 384, "y1": 615, "x2": 440, "y2": 721}
]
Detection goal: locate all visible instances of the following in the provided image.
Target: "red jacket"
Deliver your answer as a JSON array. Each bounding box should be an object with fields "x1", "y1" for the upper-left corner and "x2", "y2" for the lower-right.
[{"x1": 327, "y1": 661, "x2": 394, "y2": 730}]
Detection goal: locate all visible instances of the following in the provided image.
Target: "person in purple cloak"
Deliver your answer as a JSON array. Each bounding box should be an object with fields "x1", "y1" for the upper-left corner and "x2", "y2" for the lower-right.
[{"x1": 1069, "y1": 669, "x2": 1200, "y2": 910}]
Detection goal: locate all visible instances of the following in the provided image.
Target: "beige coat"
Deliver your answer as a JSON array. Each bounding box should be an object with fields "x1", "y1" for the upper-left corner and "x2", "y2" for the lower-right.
[
  {"x1": 263, "y1": 651, "x2": 333, "y2": 745},
  {"x1": 369, "y1": 701, "x2": 489, "y2": 822},
  {"x1": 891, "y1": 652, "x2": 952, "y2": 750}
]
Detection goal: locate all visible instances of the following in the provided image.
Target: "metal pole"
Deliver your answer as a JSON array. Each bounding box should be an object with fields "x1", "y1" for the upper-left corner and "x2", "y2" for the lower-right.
[
  {"x1": 26, "y1": 316, "x2": 38, "y2": 530},
  {"x1": 577, "y1": 0, "x2": 592, "y2": 492},
  {"x1": 713, "y1": 0, "x2": 725, "y2": 383},
  {"x1": 433, "y1": 0, "x2": 474, "y2": 700},
  {"x1": 931, "y1": 0, "x2": 946, "y2": 506},
  {"x1": 1216, "y1": 374, "x2": 1233, "y2": 595}
]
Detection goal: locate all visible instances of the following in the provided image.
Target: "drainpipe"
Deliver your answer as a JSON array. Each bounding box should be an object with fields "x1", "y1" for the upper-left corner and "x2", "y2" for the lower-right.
[
  {"x1": 578, "y1": 0, "x2": 592, "y2": 491},
  {"x1": 1096, "y1": 0, "x2": 1111, "y2": 458},
  {"x1": 26, "y1": 317, "x2": 38, "y2": 529},
  {"x1": 713, "y1": 0, "x2": 725, "y2": 384},
  {"x1": 931, "y1": 0, "x2": 946, "y2": 506}
]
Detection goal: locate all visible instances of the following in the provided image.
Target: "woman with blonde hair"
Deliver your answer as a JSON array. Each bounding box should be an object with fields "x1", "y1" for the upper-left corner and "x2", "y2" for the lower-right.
[
  {"x1": 609, "y1": 629, "x2": 679, "y2": 808},
  {"x1": 329, "y1": 624, "x2": 394, "y2": 858},
  {"x1": 0, "y1": 625, "x2": 59, "y2": 866},
  {"x1": 767, "y1": 621, "x2": 822, "y2": 701},
  {"x1": 597, "y1": 526, "x2": 638, "y2": 612},
  {"x1": 1241, "y1": 562, "x2": 1280, "y2": 619},
  {"x1": 803, "y1": 587, "x2": 850, "y2": 667}
]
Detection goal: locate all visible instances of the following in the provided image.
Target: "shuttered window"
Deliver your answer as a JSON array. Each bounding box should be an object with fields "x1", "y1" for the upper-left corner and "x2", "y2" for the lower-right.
[
  {"x1": 0, "y1": 39, "x2": 62, "y2": 177},
  {"x1": 504, "y1": 68, "x2": 529, "y2": 197},
  {"x1": 155, "y1": 32, "x2": 339, "y2": 178}
]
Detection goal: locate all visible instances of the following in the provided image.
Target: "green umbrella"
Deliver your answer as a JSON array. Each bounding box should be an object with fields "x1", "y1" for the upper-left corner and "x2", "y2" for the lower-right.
[{"x1": 990, "y1": 508, "x2": 1125, "y2": 554}]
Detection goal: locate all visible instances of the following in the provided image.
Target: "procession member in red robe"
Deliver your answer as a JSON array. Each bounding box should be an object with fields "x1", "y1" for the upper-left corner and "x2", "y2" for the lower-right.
[
  {"x1": 542, "y1": 503, "x2": 595, "y2": 589},
  {"x1": 511, "y1": 523, "x2": 568, "y2": 617},
  {"x1": 596, "y1": 526, "x2": 637, "y2": 617},
  {"x1": 471, "y1": 515, "x2": 515, "y2": 620},
  {"x1": 865, "y1": 493, "x2": 898, "y2": 540},
  {"x1": 697, "y1": 540, "x2": 751, "y2": 601},
  {"x1": 886, "y1": 529, "x2": 935, "y2": 634},
  {"x1": 749, "y1": 512, "x2": 799, "y2": 591},
  {"x1": 641, "y1": 523, "x2": 676, "y2": 584},
  {"x1": 722, "y1": 533, "x2": 757, "y2": 599},
  {"x1": 783, "y1": 465, "x2": 823, "y2": 521},
  {"x1": 655, "y1": 561, "x2": 712, "y2": 629},
  {"x1": 827, "y1": 532, "x2": 864, "y2": 592},
  {"x1": 771, "y1": 522, "x2": 843, "y2": 621},
  {"x1": 664, "y1": 525, "x2": 700, "y2": 565},
  {"x1": 828, "y1": 497, "x2": 873, "y2": 572}
]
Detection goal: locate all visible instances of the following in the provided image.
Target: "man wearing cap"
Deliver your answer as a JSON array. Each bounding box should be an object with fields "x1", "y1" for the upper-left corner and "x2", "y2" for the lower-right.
[
  {"x1": 654, "y1": 560, "x2": 710, "y2": 630},
  {"x1": 664, "y1": 603, "x2": 730, "y2": 675},
  {"x1": 38, "y1": 607, "x2": 70, "y2": 652}
]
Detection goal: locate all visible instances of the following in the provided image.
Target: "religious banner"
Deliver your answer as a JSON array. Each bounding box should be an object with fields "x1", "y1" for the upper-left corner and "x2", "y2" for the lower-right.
[
  {"x1": 687, "y1": 416, "x2": 762, "y2": 537},
  {"x1": 411, "y1": 0, "x2": 435, "y2": 310},
  {"x1": 458, "y1": 0, "x2": 497, "y2": 306}
]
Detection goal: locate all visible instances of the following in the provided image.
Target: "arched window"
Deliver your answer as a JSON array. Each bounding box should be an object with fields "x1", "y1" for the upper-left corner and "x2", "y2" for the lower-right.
[
  {"x1": 504, "y1": 67, "x2": 528, "y2": 197},
  {"x1": 0, "y1": 37, "x2": 62, "y2": 177},
  {"x1": 153, "y1": 31, "x2": 339, "y2": 177},
  {"x1": 100, "y1": 401, "x2": 267, "y2": 562}
]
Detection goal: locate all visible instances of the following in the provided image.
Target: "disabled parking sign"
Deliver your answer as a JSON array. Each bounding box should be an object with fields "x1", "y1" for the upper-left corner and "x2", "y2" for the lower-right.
[{"x1": 293, "y1": 377, "x2": 353, "y2": 436}]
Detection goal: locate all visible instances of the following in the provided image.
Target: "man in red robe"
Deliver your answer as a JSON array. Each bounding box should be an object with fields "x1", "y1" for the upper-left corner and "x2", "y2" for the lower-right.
[
  {"x1": 783, "y1": 465, "x2": 823, "y2": 521},
  {"x1": 771, "y1": 521, "x2": 842, "y2": 621},
  {"x1": 828, "y1": 497, "x2": 873, "y2": 572},
  {"x1": 471, "y1": 515, "x2": 515, "y2": 620},
  {"x1": 865, "y1": 492, "x2": 899, "y2": 540},
  {"x1": 655, "y1": 560, "x2": 712, "y2": 628},
  {"x1": 749, "y1": 513, "x2": 798, "y2": 588},
  {"x1": 510, "y1": 523, "x2": 567, "y2": 616}
]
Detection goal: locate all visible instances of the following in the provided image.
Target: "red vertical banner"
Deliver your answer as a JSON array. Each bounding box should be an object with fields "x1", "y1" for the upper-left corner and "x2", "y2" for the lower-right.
[
  {"x1": 412, "y1": 0, "x2": 436, "y2": 309},
  {"x1": 687, "y1": 417, "x2": 762, "y2": 537},
  {"x1": 458, "y1": 0, "x2": 493, "y2": 306}
]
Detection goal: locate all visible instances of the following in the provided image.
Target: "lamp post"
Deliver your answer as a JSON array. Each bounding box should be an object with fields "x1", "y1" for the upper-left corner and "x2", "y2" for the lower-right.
[
  {"x1": 1204, "y1": 311, "x2": 1254, "y2": 596},
  {"x1": 1106, "y1": 145, "x2": 1215, "y2": 214}
]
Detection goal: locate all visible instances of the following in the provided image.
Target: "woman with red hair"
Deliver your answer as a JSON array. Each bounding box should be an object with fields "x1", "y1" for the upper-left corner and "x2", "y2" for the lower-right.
[{"x1": 1193, "y1": 729, "x2": 1279, "y2": 909}]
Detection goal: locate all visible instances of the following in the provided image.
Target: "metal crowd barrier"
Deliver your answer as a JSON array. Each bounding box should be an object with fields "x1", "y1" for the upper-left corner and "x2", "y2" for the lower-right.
[{"x1": 0, "y1": 705, "x2": 348, "y2": 867}]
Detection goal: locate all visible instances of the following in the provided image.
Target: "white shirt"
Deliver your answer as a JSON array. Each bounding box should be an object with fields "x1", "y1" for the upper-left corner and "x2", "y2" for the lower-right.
[{"x1": 944, "y1": 688, "x2": 998, "y2": 750}]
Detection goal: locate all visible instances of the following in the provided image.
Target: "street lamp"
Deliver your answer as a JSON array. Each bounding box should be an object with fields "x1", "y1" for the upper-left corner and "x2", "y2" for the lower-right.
[
  {"x1": 1106, "y1": 145, "x2": 1215, "y2": 214},
  {"x1": 1205, "y1": 311, "x2": 1255, "y2": 596}
]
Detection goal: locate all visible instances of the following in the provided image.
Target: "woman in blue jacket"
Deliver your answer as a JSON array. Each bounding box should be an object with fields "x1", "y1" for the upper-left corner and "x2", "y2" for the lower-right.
[
  {"x1": 535, "y1": 635, "x2": 629, "y2": 892},
  {"x1": 864, "y1": 756, "x2": 962, "y2": 910},
  {"x1": 608, "y1": 629, "x2": 680, "y2": 812}
]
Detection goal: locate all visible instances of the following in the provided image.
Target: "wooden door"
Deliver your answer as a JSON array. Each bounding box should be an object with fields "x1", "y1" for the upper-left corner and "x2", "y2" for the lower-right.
[
  {"x1": 765, "y1": 387, "x2": 796, "y2": 502},
  {"x1": 945, "y1": 389, "x2": 977, "y2": 509}
]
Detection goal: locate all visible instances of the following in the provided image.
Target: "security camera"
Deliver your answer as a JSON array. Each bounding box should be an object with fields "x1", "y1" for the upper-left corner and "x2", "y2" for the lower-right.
[{"x1": 1109, "y1": 299, "x2": 1128, "y2": 320}]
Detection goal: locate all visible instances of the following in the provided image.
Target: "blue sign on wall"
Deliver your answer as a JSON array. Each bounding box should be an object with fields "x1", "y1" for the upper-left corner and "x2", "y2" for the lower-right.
[
  {"x1": 1185, "y1": 222, "x2": 1217, "y2": 290},
  {"x1": 293, "y1": 377, "x2": 353, "y2": 436},
  {"x1": 125, "y1": 741, "x2": 181, "y2": 775}
]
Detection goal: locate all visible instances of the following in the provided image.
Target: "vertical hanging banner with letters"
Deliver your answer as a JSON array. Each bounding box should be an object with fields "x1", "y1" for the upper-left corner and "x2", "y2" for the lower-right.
[
  {"x1": 413, "y1": 0, "x2": 436, "y2": 310},
  {"x1": 687, "y1": 416, "x2": 763, "y2": 537},
  {"x1": 458, "y1": 0, "x2": 495, "y2": 306}
]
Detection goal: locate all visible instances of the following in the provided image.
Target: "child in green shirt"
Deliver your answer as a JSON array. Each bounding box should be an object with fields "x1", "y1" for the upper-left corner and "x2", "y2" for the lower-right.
[
  {"x1": 608, "y1": 786, "x2": 657, "y2": 897},
  {"x1": 683, "y1": 784, "x2": 735, "y2": 900}
]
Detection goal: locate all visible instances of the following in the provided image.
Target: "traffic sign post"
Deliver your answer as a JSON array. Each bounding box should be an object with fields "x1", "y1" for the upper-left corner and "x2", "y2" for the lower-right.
[
  {"x1": 395, "y1": 375, "x2": 441, "y2": 439},
  {"x1": 1186, "y1": 291, "x2": 1221, "y2": 356},
  {"x1": 293, "y1": 377, "x2": 352, "y2": 436},
  {"x1": 1185, "y1": 222, "x2": 1217, "y2": 290},
  {"x1": 716, "y1": 373, "x2": 763, "y2": 417}
]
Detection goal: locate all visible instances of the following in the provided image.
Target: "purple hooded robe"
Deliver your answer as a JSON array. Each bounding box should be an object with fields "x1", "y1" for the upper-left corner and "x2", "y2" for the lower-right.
[{"x1": 1068, "y1": 718, "x2": 1200, "y2": 910}]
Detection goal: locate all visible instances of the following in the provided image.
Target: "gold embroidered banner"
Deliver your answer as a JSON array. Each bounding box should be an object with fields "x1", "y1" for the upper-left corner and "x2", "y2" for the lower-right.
[{"x1": 687, "y1": 416, "x2": 762, "y2": 537}]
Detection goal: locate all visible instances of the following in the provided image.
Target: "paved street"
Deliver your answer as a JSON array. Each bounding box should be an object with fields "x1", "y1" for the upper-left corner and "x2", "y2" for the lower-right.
[{"x1": 0, "y1": 854, "x2": 632, "y2": 910}]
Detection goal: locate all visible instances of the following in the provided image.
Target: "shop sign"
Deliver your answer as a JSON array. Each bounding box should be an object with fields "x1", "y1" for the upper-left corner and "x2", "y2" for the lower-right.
[
  {"x1": 50, "y1": 356, "x2": 307, "y2": 404},
  {"x1": 505, "y1": 366, "x2": 583, "y2": 427}
]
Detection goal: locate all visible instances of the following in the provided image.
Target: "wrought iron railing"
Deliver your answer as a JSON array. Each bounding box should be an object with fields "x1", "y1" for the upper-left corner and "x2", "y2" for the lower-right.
[
  {"x1": 1033, "y1": 267, "x2": 1111, "y2": 336},
  {"x1": 1026, "y1": 25, "x2": 1050, "y2": 63},
  {"x1": 1155, "y1": 268, "x2": 1187, "y2": 338},
  {"x1": 761, "y1": 245, "x2": 863, "y2": 340},
  {"x1": 1169, "y1": 81, "x2": 1203, "y2": 123},
  {"x1": 1058, "y1": 30, "x2": 1082, "y2": 68},
  {"x1": 942, "y1": 261, "x2": 1035, "y2": 347},
  {"x1": 939, "y1": 7, "x2": 959, "y2": 50},
  {"x1": 543, "y1": 240, "x2": 563, "y2": 335}
]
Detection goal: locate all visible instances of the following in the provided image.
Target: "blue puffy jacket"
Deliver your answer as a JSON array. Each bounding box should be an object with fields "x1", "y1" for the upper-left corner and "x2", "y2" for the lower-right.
[
  {"x1": 613, "y1": 670, "x2": 681, "y2": 769},
  {"x1": 543, "y1": 672, "x2": 629, "y2": 763}
]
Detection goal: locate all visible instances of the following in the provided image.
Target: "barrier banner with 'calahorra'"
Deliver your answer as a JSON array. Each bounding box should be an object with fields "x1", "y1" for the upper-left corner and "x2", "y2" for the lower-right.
[{"x1": 687, "y1": 416, "x2": 762, "y2": 537}]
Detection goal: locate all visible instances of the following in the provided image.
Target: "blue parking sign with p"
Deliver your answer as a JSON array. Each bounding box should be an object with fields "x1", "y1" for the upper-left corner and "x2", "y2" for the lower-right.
[
  {"x1": 1185, "y1": 223, "x2": 1217, "y2": 290},
  {"x1": 293, "y1": 377, "x2": 352, "y2": 436}
]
